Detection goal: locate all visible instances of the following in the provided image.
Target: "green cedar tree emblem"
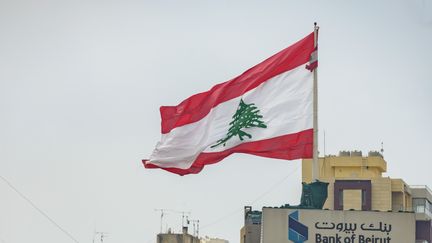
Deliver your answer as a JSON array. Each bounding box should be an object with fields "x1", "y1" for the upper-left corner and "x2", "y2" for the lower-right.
[{"x1": 211, "y1": 99, "x2": 267, "y2": 148}]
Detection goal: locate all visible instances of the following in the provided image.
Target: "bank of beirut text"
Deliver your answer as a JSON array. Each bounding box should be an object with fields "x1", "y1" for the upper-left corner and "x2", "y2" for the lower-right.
[{"x1": 316, "y1": 233, "x2": 392, "y2": 243}]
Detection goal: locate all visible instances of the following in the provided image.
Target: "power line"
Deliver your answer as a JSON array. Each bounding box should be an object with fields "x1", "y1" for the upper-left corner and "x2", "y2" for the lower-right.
[
  {"x1": 249, "y1": 165, "x2": 300, "y2": 205},
  {"x1": 0, "y1": 174, "x2": 80, "y2": 243},
  {"x1": 201, "y1": 164, "x2": 300, "y2": 229},
  {"x1": 200, "y1": 208, "x2": 242, "y2": 230}
]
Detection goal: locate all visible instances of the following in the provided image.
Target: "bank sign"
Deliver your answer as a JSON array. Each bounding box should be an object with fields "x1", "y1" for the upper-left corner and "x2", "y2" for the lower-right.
[{"x1": 262, "y1": 208, "x2": 415, "y2": 243}]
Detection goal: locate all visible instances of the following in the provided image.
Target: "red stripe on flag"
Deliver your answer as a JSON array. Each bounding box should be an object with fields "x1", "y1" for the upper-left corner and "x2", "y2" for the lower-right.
[
  {"x1": 143, "y1": 129, "x2": 313, "y2": 176},
  {"x1": 160, "y1": 33, "x2": 315, "y2": 134}
]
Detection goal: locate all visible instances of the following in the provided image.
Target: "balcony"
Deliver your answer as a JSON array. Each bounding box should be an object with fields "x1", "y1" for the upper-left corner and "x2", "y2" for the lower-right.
[{"x1": 413, "y1": 198, "x2": 432, "y2": 220}]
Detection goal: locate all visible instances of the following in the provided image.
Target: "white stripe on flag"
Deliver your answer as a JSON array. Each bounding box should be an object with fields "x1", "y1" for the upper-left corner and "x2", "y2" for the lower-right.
[{"x1": 148, "y1": 64, "x2": 312, "y2": 169}]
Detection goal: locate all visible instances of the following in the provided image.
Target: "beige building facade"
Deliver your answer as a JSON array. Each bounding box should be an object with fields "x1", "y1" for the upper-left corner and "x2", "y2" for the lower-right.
[
  {"x1": 157, "y1": 227, "x2": 200, "y2": 243},
  {"x1": 302, "y1": 151, "x2": 412, "y2": 212},
  {"x1": 240, "y1": 206, "x2": 261, "y2": 243},
  {"x1": 240, "y1": 151, "x2": 431, "y2": 243},
  {"x1": 157, "y1": 233, "x2": 200, "y2": 243},
  {"x1": 302, "y1": 151, "x2": 431, "y2": 242}
]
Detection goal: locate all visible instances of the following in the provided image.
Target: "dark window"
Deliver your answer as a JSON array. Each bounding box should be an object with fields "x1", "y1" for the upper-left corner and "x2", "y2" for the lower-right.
[{"x1": 339, "y1": 190, "x2": 344, "y2": 207}]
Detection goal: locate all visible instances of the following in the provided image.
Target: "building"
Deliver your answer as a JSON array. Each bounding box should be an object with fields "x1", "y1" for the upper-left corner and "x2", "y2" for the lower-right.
[
  {"x1": 157, "y1": 227, "x2": 229, "y2": 243},
  {"x1": 302, "y1": 151, "x2": 412, "y2": 212},
  {"x1": 240, "y1": 206, "x2": 261, "y2": 243},
  {"x1": 157, "y1": 227, "x2": 200, "y2": 243},
  {"x1": 241, "y1": 151, "x2": 432, "y2": 243},
  {"x1": 412, "y1": 185, "x2": 432, "y2": 242},
  {"x1": 302, "y1": 151, "x2": 431, "y2": 242}
]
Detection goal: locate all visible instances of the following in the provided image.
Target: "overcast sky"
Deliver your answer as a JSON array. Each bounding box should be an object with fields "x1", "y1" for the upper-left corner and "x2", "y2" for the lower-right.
[{"x1": 1, "y1": 0, "x2": 432, "y2": 243}]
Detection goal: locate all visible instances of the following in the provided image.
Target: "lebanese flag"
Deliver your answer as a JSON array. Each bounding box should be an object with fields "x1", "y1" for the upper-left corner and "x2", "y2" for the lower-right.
[{"x1": 143, "y1": 32, "x2": 316, "y2": 176}]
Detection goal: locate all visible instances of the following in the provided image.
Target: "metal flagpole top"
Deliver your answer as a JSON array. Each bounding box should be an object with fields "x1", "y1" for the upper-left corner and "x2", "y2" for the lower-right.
[{"x1": 312, "y1": 22, "x2": 319, "y2": 182}]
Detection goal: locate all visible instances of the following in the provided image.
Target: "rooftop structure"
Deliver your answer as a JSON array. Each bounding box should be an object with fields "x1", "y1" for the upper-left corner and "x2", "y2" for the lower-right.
[
  {"x1": 240, "y1": 206, "x2": 261, "y2": 243},
  {"x1": 240, "y1": 151, "x2": 432, "y2": 243},
  {"x1": 302, "y1": 151, "x2": 412, "y2": 212},
  {"x1": 302, "y1": 151, "x2": 431, "y2": 242},
  {"x1": 157, "y1": 227, "x2": 200, "y2": 243}
]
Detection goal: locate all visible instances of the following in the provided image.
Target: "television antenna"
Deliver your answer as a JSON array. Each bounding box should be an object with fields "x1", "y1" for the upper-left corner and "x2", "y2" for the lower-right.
[
  {"x1": 93, "y1": 231, "x2": 109, "y2": 243},
  {"x1": 154, "y1": 209, "x2": 166, "y2": 233},
  {"x1": 155, "y1": 209, "x2": 191, "y2": 233},
  {"x1": 187, "y1": 219, "x2": 199, "y2": 237}
]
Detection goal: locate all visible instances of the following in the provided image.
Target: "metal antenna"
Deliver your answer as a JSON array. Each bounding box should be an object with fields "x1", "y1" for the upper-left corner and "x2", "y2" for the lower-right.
[
  {"x1": 154, "y1": 209, "x2": 165, "y2": 233},
  {"x1": 94, "y1": 231, "x2": 109, "y2": 243},
  {"x1": 100, "y1": 232, "x2": 107, "y2": 243},
  {"x1": 155, "y1": 209, "x2": 191, "y2": 233},
  {"x1": 188, "y1": 219, "x2": 200, "y2": 237},
  {"x1": 179, "y1": 211, "x2": 191, "y2": 227},
  {"x1": 381, "y1": 142, "x2": 384, "y2": 156}
]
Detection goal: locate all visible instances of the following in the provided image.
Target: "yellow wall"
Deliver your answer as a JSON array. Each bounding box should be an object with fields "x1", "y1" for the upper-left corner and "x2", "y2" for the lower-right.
[
  {"x1": 343, "y1": 189, "x2": 362, "y2": 210},
  {"x1": 371, "y1": 177, "x2": 392, "y2": 211},
  {"x1": 392, "y1": 192, "x2": 404, "y2": 211},
  {"x1": 302, "y1": 155, "x2": 386, "y2": 183},
  {"x1": 302, "y1": 153, "x2": 411, "y2": 212},
  {"x1": 322, "y1": 178, "x2": 335, "y2": 210}
]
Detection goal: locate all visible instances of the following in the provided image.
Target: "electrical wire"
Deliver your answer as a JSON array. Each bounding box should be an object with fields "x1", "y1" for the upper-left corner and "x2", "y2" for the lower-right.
[
  {"x1": 0, "y1": 174, "x2": 80, "y2": 243},
  {"x1": 249, "y1": 165, "x2": 300, "y2": 206},
  {"x1": 200, "y1": 164, "x2": 300, "y2": 229}
]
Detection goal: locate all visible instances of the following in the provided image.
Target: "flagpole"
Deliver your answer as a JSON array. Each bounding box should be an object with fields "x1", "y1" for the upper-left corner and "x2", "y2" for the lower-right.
[{"x1": 312, "y1": 22, "x2": 319, "y2": 182}]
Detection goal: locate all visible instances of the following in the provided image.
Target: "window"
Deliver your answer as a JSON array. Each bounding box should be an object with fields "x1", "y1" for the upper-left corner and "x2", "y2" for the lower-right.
[
  {"x1": 413, "y1": 198, "x2": 432, "y2": 218},
  {"x1": 413, "y1": 198, "x2": 425, "y2": 213}
]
